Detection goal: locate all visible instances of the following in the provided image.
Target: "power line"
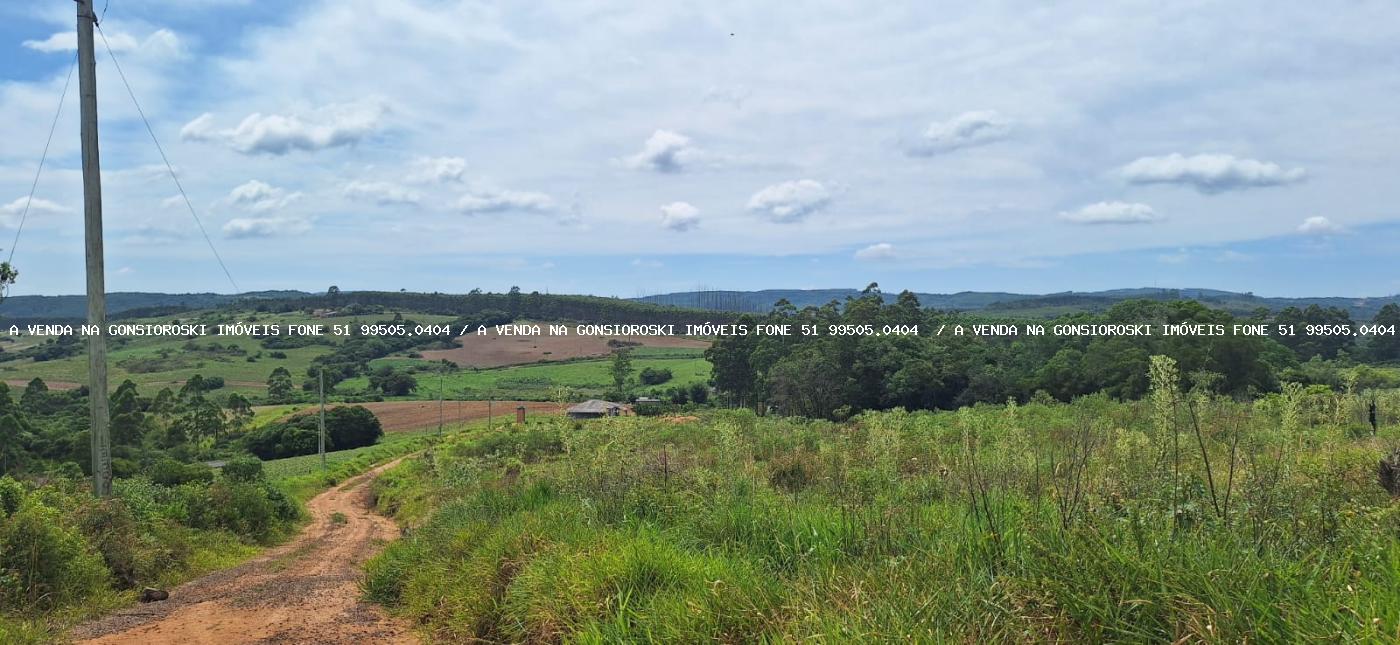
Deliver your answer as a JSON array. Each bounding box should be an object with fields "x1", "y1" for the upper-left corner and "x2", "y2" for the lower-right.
[
  {"x1": 7, "y1": 53, "x2": 78, "y2": 269},
  {"x1": 96, "y1": 24, "x2": 241, "y2": 294}
]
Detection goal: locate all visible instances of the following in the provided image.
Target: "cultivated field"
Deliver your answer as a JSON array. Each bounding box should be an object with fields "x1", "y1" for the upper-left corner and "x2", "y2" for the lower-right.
[
  {"x1": 341, "y1": 351, "x2": 712, "y2": 401},
  {"x1": 420, "y1": 324, "x2": 709, "y2": 368},
  {"x1": 0, "y1": 310, "x2": 458, "y2": 396}
]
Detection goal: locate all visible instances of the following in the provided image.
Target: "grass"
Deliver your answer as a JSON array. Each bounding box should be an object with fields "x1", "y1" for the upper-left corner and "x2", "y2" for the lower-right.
[
  {"x1": 338, "y1": 355, "x2": 712, "y2": 400},
  {"x1": 263, "y1": 427, "x2": 442, "y2": 482},
  {"x1": 363, "y1": 385, "x2": 1400, "y2": 642}
]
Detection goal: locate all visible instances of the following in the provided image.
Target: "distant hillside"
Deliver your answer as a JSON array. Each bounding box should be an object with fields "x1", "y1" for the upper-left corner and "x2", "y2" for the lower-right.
[
  {"x1": 634, "y1": 288, "x2": 1400, "y2": 320},
  {"x1": 4, "y1": 287, "x2": 1396, "y2": 322},
  {"x1": 0, "y1": 291, "x2": 310, "y2": 320}
]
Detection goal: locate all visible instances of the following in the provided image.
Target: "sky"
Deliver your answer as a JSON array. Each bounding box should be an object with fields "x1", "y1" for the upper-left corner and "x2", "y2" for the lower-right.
[{"x1": 1, "y1": 0, "x2": 1398, "y2": 299}]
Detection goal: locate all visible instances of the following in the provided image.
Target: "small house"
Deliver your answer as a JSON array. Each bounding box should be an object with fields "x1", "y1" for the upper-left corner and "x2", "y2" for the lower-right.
[{"x1": 566, "y1": 399, "x2": 630, "y2": 419}]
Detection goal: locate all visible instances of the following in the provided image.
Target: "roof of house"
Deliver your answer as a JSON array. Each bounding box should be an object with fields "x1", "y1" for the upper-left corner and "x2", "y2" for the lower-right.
[{"x1": 566, "y1": 399, "x2": 628, "y2": 414}]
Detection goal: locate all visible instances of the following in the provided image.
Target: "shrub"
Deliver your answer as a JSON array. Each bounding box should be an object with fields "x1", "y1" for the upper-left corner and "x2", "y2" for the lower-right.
[
  {"x1": 243, "y1": 406, "x2": 383, "y2": 460},
  {"x1": 639, "y1": 367, "x2": 673, "y2": 385},
  {"x1": 0, "y1": 501, "x2": 108, "y2": 611},
  {"x1": 149, "y1": 459, "x2": 215, "y2": 487},
  {"x1": 0, "y1": 477, "x2": 21, "y2": 517},
  {"x1": 221, "y1": 456, "x2": 265, "y2": 483},
  {"x1": 184, "y1": 482, "x2": 297, "y2": 543}
]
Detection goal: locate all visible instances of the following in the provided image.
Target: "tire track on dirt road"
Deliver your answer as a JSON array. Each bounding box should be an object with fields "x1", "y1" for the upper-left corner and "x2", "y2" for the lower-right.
[{"x1": 69, "y1": 459, "x2": 417, "y2": 644}]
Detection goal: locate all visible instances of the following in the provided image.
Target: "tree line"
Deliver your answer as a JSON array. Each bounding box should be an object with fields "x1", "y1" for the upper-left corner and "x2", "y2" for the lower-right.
[{"x1": 704, "y1": 285, "x2": 1400, "y2": 419}]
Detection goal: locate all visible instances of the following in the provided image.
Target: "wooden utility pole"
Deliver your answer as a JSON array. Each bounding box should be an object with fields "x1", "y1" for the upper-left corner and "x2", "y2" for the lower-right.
[
  {"x1": 76, "y1": 0, "x2": 111, "y2": 497},
  {"x1": 318, "y1": 369, "x2": 326, "y2": 469}
]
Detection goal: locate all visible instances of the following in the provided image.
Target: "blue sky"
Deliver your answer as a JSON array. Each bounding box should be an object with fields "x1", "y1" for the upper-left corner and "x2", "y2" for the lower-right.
[{"x1": 1, "y1": 1, "x2": 1398, "y2": 298}]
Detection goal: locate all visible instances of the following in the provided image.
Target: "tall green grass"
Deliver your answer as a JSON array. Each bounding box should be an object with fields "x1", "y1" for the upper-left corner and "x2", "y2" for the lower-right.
[{"x1": 364, "y1": 387, "x2": 1400, "y2": 642}]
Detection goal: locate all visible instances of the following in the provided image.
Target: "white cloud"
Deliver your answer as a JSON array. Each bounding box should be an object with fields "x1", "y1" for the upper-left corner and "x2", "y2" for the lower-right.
[
  {"x1": 406, "y1": 156, "x2": 466, "y2": 184},
  {"x1": 624, "y1": 130, "x2": 696, "y2": 173},
  {"x1": 907, "y1": 111, "x2": 1011, "y2": 156},
  {"x1": 22, "y1": 29, "x2": 182, "y2": 60},
  {"x1": 226, "y1": 180, "x2": 300, "y2": 212},
  {"x1": 659, "y1": 201, "x2": 699, "y2": 231},
  {"x1": 343, "y1": 180, "x2": 420, "y2": 206},
  {"x1": 222, "y1": 216, "x2": 311, "y2": 239},
  {"x1": 746, "y1": 180, "x2": 831, "y2": 223},
  {"x1": 1120, "y1": 153, "x2": 1306, "y2": 194},
  {"x1": 0, "y1": 197, "x2": 71, "y2": 218},
  {"x1": 1297, "y1": 216, "x2": 1342, "y2": 235},
  {"x1": 1158, "y1": 248, "x2": 1192, "y2": 264},
  {"x1": 455, "y1": 188, "x2": 554, "y2": 214},
  {"x1": 854, "y1": 242, "x2": 897, "y2": 261},
  {"x1": 1059, "y1": 201, "x2": 1159, "y2": 225},
  {"x1": 180, "y1": 99, "x2": 388, "y2": 155},
  {"x1": 631, "y1": 258, "x2": 663, "y2": 268},
  {"x1": 23, "y1": 31, "x2": 136, "y2": 53}
]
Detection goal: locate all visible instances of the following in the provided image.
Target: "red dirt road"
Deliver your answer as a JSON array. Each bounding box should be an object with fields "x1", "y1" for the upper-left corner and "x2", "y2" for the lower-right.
[{"x1": 69, "y1": 459, "x2": 417, "y2": 645}]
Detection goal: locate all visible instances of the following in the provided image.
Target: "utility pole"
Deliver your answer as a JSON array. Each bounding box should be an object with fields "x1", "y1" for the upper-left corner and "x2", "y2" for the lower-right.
[
  {"x1": 77, "y1": 0, "x2": 111, "y2": 497},
  {"x1": 318, "y1": 368, "x2": 326, "y2": 469},
  {"x1": 437, "y1": 368, "x2": 444, "y2": 435}
]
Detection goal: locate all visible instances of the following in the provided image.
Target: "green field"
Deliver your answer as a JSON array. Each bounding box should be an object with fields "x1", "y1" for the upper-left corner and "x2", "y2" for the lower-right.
[
  {"x1": 0, "y1": 310, "x2": 459, "y2": 396},
  {"x1": 0, "y1": 310, "x2": 705, "y2": 403},
  {"x1": 261, "y1": 426, "x2": 444, "y2": 481},
  {"x1": 337, "y1": 351, "x2": 712, "y2": 400}
]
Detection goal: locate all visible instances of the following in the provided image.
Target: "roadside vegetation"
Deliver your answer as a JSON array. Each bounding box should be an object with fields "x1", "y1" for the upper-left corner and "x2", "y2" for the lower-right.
[{"x1": 365, "y1": 367, "x2": 1400, "y2": 642}]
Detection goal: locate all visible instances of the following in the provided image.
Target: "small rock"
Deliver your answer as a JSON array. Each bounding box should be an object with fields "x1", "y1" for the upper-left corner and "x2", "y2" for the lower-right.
[{"x1": 140, "y1": 587, "x2": 169, "y2": 603}]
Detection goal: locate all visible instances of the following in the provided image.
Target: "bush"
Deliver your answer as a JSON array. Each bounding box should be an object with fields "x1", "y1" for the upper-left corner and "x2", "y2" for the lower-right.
[
  {"x1": 639, "y1": 367, "x2": 673, "y2": 385},
  {"x1": 221, "y1": 456, "x2": 265, "y2": 483},
  {"x1": 184, "y1": 482, "x2": 297, "y2": 543},
  {"x1": 243, "y1": 406, "x2": 383, "y2": 460},
  {"x1": 0, "y1": 477, "x2": 21, "y2": 517},
  {"x1": 0, "y1": 500, "x2": 108, "y2": 611},
  {"x1": 149, "y1": 459, "x2": 215, "y2": 487}
]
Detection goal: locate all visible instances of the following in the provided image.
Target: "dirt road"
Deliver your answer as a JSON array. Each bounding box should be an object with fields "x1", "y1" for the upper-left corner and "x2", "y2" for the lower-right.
[{"x1": 69, "y1": 460, "x2": 417, "y2": 644}]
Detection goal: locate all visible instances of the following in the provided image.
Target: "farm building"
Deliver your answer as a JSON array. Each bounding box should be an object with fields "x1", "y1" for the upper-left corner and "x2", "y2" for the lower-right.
[{"x1": 566, "y1": 399, "x2": 631, "y2": 419}]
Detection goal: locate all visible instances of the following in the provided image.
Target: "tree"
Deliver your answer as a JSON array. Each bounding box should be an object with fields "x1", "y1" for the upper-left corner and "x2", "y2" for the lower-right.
[
  {"x1": 0, "y1": 261, "x2": 15, "y2": 299},
  {"x1": 19, "y1": 378, "x2": 52, "y2": 414},
  {"x1": 610, "y1": 349, "x2": 634, "y2": 394},
  {"x1": 172, "y1": 397, "x2": 226, "y2": 442},
  {"x1": 225, "y1": 393, "x2": 254, "y2": 432},
  {"x1": 508, "y1": 286, "x2": 523, "y2": 317},
  {"x1": 109, "y1": 380, "x2": 148, "y2": 446},
  {"x1": 267, "y1": 367, "x2": 295, "y2": 403},
  {"x1": 368, "y1": 367, "x2": 417, "y2": 396},
  {"x1": 1370, "y1": 304, "x2": 1400, "y2": 362},
  {"x1": 327, "y1": 285, "x2": 341, "y2": 306},
  {"x1": 768, "y1": 343, "x2": 847, "y2": 419}
]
